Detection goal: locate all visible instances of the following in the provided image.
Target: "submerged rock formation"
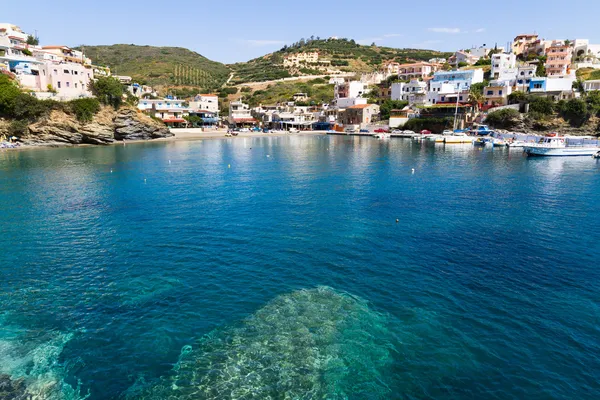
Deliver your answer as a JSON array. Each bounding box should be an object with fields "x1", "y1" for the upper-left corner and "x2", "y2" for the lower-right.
[
  {"x1": 11, "y1": 106, "x2": 172, "y2": 146},
  {"x1": 135, "y1": 287, "x2": 395, "y2": 400}
]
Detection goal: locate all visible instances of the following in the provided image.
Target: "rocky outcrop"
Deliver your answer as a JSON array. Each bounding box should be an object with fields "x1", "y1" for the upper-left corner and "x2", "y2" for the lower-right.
[
  {"x1": 14, "y1": 106, "x2": 172, "y2": 146},
  {"x1": 0, "y1": 374, "x2": 28, "y2": 400},
  {"x1": 113, "y1": 108, "x2": 171, "y2": 141}
]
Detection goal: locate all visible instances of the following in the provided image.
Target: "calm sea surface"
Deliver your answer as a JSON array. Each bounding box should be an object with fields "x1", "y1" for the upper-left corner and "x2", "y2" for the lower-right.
[{"x1": 1, "y1": 135, "x2": 599, "y2": 400}]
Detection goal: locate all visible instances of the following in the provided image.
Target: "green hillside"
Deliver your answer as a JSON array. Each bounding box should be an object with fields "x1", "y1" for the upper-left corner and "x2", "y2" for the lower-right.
[
  {"x1": 80, "y1": 44, "x2": 230, "y2": 92},
  {"x1": 230, "y1": 38, "x2": 453, "y2": 84}
]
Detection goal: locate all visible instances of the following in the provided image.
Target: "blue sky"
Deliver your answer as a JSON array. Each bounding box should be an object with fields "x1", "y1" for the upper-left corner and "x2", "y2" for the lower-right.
[{"x1": 3, "y1": 0, "x2": 599, "y2": 64}]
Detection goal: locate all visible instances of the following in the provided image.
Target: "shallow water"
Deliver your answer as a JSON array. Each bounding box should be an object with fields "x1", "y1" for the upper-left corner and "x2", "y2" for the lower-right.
[{"x1": 1, "y1": 136, "x2": 599, "y2": 399}]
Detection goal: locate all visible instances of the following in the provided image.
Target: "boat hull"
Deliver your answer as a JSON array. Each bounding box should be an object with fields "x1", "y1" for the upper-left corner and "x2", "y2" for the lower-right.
[{"x1": 524, "y1": 146, "x2": 600, "y2": 157}]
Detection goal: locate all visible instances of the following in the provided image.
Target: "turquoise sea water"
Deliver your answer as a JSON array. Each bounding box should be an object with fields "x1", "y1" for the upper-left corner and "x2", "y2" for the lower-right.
[{"x1": 1, "y1": 135, "x2": 599, "y2": 399}]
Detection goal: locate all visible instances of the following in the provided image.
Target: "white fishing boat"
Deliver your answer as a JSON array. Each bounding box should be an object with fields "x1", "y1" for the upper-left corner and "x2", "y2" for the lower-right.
[
  {"x1": 506, "y1": 140, "x2": 527, "y2": 148},
  {"x1": 492, "y1": 138, "x2": 507, "y2": 147},
  {"x1": 523, "y1": 136, "x2": 600, "y2": 157}
]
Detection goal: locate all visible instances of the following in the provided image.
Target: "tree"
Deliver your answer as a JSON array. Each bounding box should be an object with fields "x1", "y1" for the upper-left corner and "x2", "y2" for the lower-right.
[
  {"x1": 485, "y1": 108, "x2": 521, "y2": 129},
  {"x1": 560, "y1": 98, "x2": 589, "y2": 127},
  {"x1": 26, "y1": 35, "x2": 39, "y2": 46},
  {"x1": 458, "y1": 61, "x2": 468, "y2": 68},
  {"x1": 536, "y1": 56, "x2": 547, "y2": 77},
  {"x1": 184, "y1": 114, "x2": 203, "y2": 127},
  {"x1": 379, "y1": 99, "x2": 408, "y2": 120},
  {"x1": 474, "y1": 58, "x2": 491, "y2": 66},
  {"x1": 88, "y1": 76, "x2": 124, "y2": 109},
  {"x1": 508, "y1": 91, "x2": 527, "y2": 104},
  {"x1": 528, "y1": 96, "x2": 554, "y2": 115}
]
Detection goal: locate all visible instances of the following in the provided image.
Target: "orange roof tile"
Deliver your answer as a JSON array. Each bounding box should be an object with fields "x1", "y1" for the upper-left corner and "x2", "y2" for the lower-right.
[{"x1": 348, "y1": 104, "x2": 373, "y2": 109}]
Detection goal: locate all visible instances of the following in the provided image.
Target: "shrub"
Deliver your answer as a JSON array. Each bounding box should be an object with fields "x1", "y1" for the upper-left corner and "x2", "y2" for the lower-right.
[
  {"x1": 560, "y1": 98, "x2": 590, "y2": 127},
  {"x1": 527, "y1": 111, "x2": 549, "y2": 121},
  {"x1": 458, "y1": 61, "x2": 468, "y2": 68},
  {"x1": 508, "y1": 91, "x2": 527, "y2": 104},
  {"x1": 485, "y1": 108, "x2": 521, "y2": 129},
  {"x1": 404, "y1": 117, "x2": 452, "y2": 133},
  {"x1": 89, "y1": 76, "x2": 124, "y2": 109},
  {"x1": 69, "y1": 98, "x2": 101, "y2": 122},
  {"x1": 22, "y1": 49, "x2": 32, "y2": 56},
  {"x1": 528, "y1": 96, "x2": 554, "y2": 115},
  {"x1": 8, "y1": 120, "x2": 28, "y2": 136}
]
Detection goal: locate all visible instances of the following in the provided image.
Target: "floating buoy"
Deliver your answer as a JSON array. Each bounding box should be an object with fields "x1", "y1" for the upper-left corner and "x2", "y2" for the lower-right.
[
  {"x1": 169, "y1": 160, "x2": 171, "y2": 164},
  {"x1": 228, "y1": 164, "x2": 231, "y2": 168},
  {"x1": 110, "y1": 169, "x2": 113, "y2": 173},
  {"x1": 267, "y1": 155, "x2": 271, "y2": 158},
  {"x1": 411, "y1": 168, "x2": 415, "y2": 174},
  {"x1": 144, "y1": 178, "x2": 147, "y2": 183},
  {"x1": 396, "y1": 219, "x2": 399, "y2": 223}
]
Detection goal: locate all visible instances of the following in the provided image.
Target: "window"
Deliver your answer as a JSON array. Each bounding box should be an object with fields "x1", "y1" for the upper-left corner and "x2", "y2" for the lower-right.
[
  {"x1": 66, "y1": 82, "x2": 70, "y2": 88},
  {"x1": 487, "y1": 91, "x2": 494, "y2": 95},
  {"x1": 499, "y1": 90, "x2": 503, "y2": 95},
  {"x1": 518, "y1": 80, "x2": 523, "y2": 84},
  {"x1": 57, "y1": 82, "x2": 61, "y2": 88},
  {"x1": 74, "y1": 71, "x2": 78, "y2": 75},
  {"x1": 533, "y1": 83, "x2": 543, "y2": 89},
  {"x1": 64, "y1": 70, "x2": 70, "y2": 74},
  {"x1": 75, "y1": 83, "x2": 78, "y2": 88},
  {"x1": 54, "y1": 69, "x2": 58, "y2": 75}
]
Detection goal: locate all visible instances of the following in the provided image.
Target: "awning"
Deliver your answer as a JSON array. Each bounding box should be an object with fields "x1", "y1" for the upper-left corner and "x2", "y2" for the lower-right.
[
  {"x1": 233, "y1": 118, "x2": 257, "y2": 123},
  {"x1": 163, "y1": 118, "x2": 186, "y2": 123}
]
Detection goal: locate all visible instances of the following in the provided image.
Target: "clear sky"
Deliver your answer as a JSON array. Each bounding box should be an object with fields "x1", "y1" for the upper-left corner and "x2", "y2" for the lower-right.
[{"x1": 3, "y1": 0, "x2": 599, "y2": 64}]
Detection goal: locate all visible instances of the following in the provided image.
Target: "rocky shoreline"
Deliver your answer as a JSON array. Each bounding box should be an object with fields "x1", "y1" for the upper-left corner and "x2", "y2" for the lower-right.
[{"x1": 1, "y1": 106, "x2": 172, "y2": 147}]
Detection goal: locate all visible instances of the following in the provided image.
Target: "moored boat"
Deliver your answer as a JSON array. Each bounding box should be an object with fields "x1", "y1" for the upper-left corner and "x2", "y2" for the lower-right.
[{"x1": 523, "y1": 136, "x2": 600, "y2": 157}]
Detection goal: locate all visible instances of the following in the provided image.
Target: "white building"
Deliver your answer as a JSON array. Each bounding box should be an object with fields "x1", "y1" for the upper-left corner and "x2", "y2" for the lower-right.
[
  {"x1": 450, "y1": 51, "x2": 480, "y2": 66},
  {"x1": 229, "y1": 101, "x2": 256, "y2": 126},
  {"x1": 528, "y1": 76, "x2": 576, "y2": 101},
  {"x1": 189, "y1": 94, "x2": 219, "y2": 114},
  {"x1": 583, "y1": 80, "x2": 600, "y2": 92},
  {"x1": 391, "y1": 80, "x2": 428, "y2": 105},
  {"x1": 572, "y1": 39, "x2": 600, "y2": 69},
  {"x1": 336, "y1": 97, "x2": 368, "y2": 109},
  {"x1": 430, "y1": 69, "x2": 484, "y2": 92},
  {"x1": 515, "y1": 66, "x2": 536, "y2": 92},
  {"x1": 470, "y1": 46, "x2": 505, "y2": 59},
  {"x1": 138, "y1": 98, "x2": 189, "y2": 125},
  {"x1": 491, "y1": 53, "x2": 516, "y2": 77},
  {"x1": 334, "y1": 80, "x2": 370, "y2": 99}
]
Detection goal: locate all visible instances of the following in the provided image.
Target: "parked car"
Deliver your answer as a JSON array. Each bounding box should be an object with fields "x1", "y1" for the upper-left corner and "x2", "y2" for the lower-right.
[
  {"x1": 240, "y1": 128, "x2": 250, "y2": 132},
  {"x1": 289, "y1": 127, "x2": 298, "y2": 133},
  {"x1": 374, "y1": 128, "x2": 389, "y2": 133},
  {"x1": 359, "y1": 129, "x2": 370, "y2": 133},
  {"x1": 391, "y1": 129, "x2": 403, "y2": 134},
  {"x1": 420, "y1": 130, "x2": 432, "y2": 135},
  {"x1": 403, "y1": 130, "x2": 416, "y2": 134}
]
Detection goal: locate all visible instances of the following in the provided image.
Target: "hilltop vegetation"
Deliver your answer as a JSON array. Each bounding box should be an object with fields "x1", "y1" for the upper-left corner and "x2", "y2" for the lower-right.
[
  {"x1": 230, "y1": 38, "x2": 452, "y2": 84},
  {"x1": 80, "y1": 45, "x2": 230, "y2": 92},
  {"x1": 240, "y1": 78, "x2": 334, "y2": 107}
]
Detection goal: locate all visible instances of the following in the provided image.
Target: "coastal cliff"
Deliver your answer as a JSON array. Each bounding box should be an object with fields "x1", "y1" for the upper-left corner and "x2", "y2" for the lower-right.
[{"x1": 1, "y1": 106, "x2": 172, "y2": 146}]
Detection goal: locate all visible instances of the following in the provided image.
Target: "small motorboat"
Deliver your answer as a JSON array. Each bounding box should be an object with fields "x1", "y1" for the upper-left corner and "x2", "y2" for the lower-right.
[
  {"x1": 373, "y1": 132, "x2": 391, "y2": 140},
  {"x1": 492, "y1": 138, "x2": 507, "y2": 147}
]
